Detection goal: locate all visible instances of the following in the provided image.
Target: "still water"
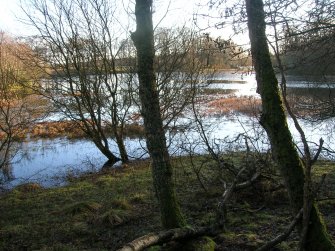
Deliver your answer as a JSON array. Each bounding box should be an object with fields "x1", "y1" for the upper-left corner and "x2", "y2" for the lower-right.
[
  {"x1": 7, "y1": 138, "x2": 147, "y2": 187},
  {"x1": 3, "y1": 72, "x2": 335, "y2": 188}
]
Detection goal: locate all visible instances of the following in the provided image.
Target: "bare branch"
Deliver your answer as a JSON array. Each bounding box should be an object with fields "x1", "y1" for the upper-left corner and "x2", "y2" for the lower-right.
[{"x1": 256, "y1": 208, "x2": 303, "y2": 251}]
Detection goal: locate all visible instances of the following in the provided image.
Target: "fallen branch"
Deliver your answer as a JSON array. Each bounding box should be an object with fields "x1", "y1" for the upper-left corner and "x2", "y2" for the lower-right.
[
  {"x1": 235, "y1": 172, "x2": 261, "y2": 190},
  {"x1": 222, "y1": 166, "x2": 248, "y2": 202},
  {"x1": 246, "y1": 205, "x2": 266, "y2": 213},
  {"x1": 117, "y1": 226, "x2": 220, "y2": 251},
  {"x1": 216, "y1": 166, "x2": 248, "y2": 227},
  {"x1": 256, "y1": 208, "x2": 303, "y2": 251},
  {"x1": 317, "y1": 197, "x2": 335, "y2": 202}
]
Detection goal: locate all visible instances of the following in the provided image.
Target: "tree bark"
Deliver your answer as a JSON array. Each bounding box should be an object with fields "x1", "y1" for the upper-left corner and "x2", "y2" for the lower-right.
[
  {"x1": 245, "y1": 1, "x2": 335, "y2": 250},
  {"x1": 115, "y1": 131, "x2": 129, "y2": 163},
  {"x1": 131, "y1": 0, "x2": 185, "y2": 229},
  {"x1": 91, "y1": 137, "x2": 120, "y2": 165}
]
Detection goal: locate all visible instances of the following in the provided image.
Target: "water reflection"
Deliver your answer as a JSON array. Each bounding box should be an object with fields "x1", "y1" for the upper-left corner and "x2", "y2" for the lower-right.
[
  {"x1": 3, "y1": 72, "x2": 335, "y2": 188},
  {"x1": 6, "y1": 138, "x2": 147, "y2": 188}
]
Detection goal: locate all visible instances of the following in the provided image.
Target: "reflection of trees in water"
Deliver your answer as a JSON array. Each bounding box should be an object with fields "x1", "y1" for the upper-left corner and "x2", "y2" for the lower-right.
[
  {"x1": 0, "y1": 162, "x2": 13, "y2": 183},
  {"x1": 287, "y1": 87, "x2": 335, "y2": 104},
  {"x1": 284, "y1": 82, "x2": 335, "y2": 120},
  {"x1": 1, "y1": 141, "x2": 25, "y2": 183},
  {"x1": 286, "y1": 86, "x2": 335, "y2": 120},
  {"x1": 0, "y1": 32, "x2": 36, "y2": 181}
]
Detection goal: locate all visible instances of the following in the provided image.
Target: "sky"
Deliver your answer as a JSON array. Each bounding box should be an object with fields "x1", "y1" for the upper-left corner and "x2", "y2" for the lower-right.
[
  {"x1": 0, "y1": 0, "x2": 248, "y2": 44},
  {"x1": 0, "y1": 0, "x2": 27, "y2": 35},
  {"x1": 0, "y1": 0, "x2": 197, "y2": 35}
]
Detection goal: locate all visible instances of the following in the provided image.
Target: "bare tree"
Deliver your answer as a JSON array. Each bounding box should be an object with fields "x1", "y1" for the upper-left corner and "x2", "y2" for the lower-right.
[{"x1": 23, "y1": 0, "x2": 134, "y2": 164}]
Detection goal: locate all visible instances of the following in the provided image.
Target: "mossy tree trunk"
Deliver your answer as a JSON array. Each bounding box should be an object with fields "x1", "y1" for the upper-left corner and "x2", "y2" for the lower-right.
[
  {"x1": 245, "y1": 0, "x2": 335, "y2": 250},
  {"x1": 131, "y1": 0, "x2": 185, "y2": 229}
]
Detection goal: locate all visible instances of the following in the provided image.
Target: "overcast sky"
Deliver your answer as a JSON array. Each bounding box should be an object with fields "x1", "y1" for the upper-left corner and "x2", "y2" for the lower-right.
[
  {"x1": 0, "y1": 0, "x2": 198, "y2": 35},
  {"x1": 0, "y1": 0, "x2": 248, "y2": 45},
  {"x1": 0, "y1": 0, "x2": 25, "y2": 35}
]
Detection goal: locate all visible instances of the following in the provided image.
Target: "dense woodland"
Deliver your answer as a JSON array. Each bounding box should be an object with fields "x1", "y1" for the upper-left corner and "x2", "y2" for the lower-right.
[{"x1": 0, "y1": 0, "x2": 335, "y2": 250}]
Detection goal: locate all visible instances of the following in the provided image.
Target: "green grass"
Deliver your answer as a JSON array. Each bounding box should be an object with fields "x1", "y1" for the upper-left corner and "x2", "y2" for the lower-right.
[
  {"x1": 0, "y1": 160, "x2": 155, "y2": 250},
  {"x1": 0, "y1": 155, "x2": 334, "y2": 250}
]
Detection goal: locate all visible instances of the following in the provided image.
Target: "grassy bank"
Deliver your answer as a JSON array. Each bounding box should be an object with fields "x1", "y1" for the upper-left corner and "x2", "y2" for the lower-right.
[{"x1": 0, "y1": 156, "x2": 334, "y2": 250}]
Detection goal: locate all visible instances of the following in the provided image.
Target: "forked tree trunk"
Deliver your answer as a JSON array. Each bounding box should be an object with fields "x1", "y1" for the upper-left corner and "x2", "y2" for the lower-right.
[
  {"x1": 131, "y1": 0, "x2": 185, "y2": 229},
  {"x1": 92, "y1": 138, "x2": 120, "y2": 165},
  {"x1": 245, "y1": 0, "x2": 335, "y2": 250}
]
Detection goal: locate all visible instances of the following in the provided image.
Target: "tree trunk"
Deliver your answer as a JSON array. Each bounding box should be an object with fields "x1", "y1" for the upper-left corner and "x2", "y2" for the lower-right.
[
  {"x1": 245, "y1": 1, "x2": 335, "y2": 250},
  {"x1": 92, "y1": 138, "x2": 121, "y2": 165},
  {"x1": 131, "y1": 0, "x2": 185, "y2": 229},
  {"x1": 115, "y1": 130, "x2": 129, "y2": 163}
]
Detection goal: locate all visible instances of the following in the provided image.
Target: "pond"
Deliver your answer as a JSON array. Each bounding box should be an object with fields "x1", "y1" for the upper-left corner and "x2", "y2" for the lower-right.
[
  {"x1": 6, "y1": 138, "x2": 147, "y2": 188},
  {"x1": 2, "y1": 71, "x2": 335, "y2": 188}
]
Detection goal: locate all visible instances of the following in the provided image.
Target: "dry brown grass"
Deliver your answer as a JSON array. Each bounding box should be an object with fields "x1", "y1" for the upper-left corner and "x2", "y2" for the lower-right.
[
  {"x1": 29, "y1": 121, "x2": 86, "y2": 139},
  {"x1": 206, "y1": 95, "x2": 261, "y2": 116},
  {"x1": 121, "y1": 123, "x2": 145, "y2": 138},
  {"x1": 0, "y1": 120, "x2": 146, "y2": 141},
  {"x1": 2, "y1": 94, "x2": 263, "y2": 141}
]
